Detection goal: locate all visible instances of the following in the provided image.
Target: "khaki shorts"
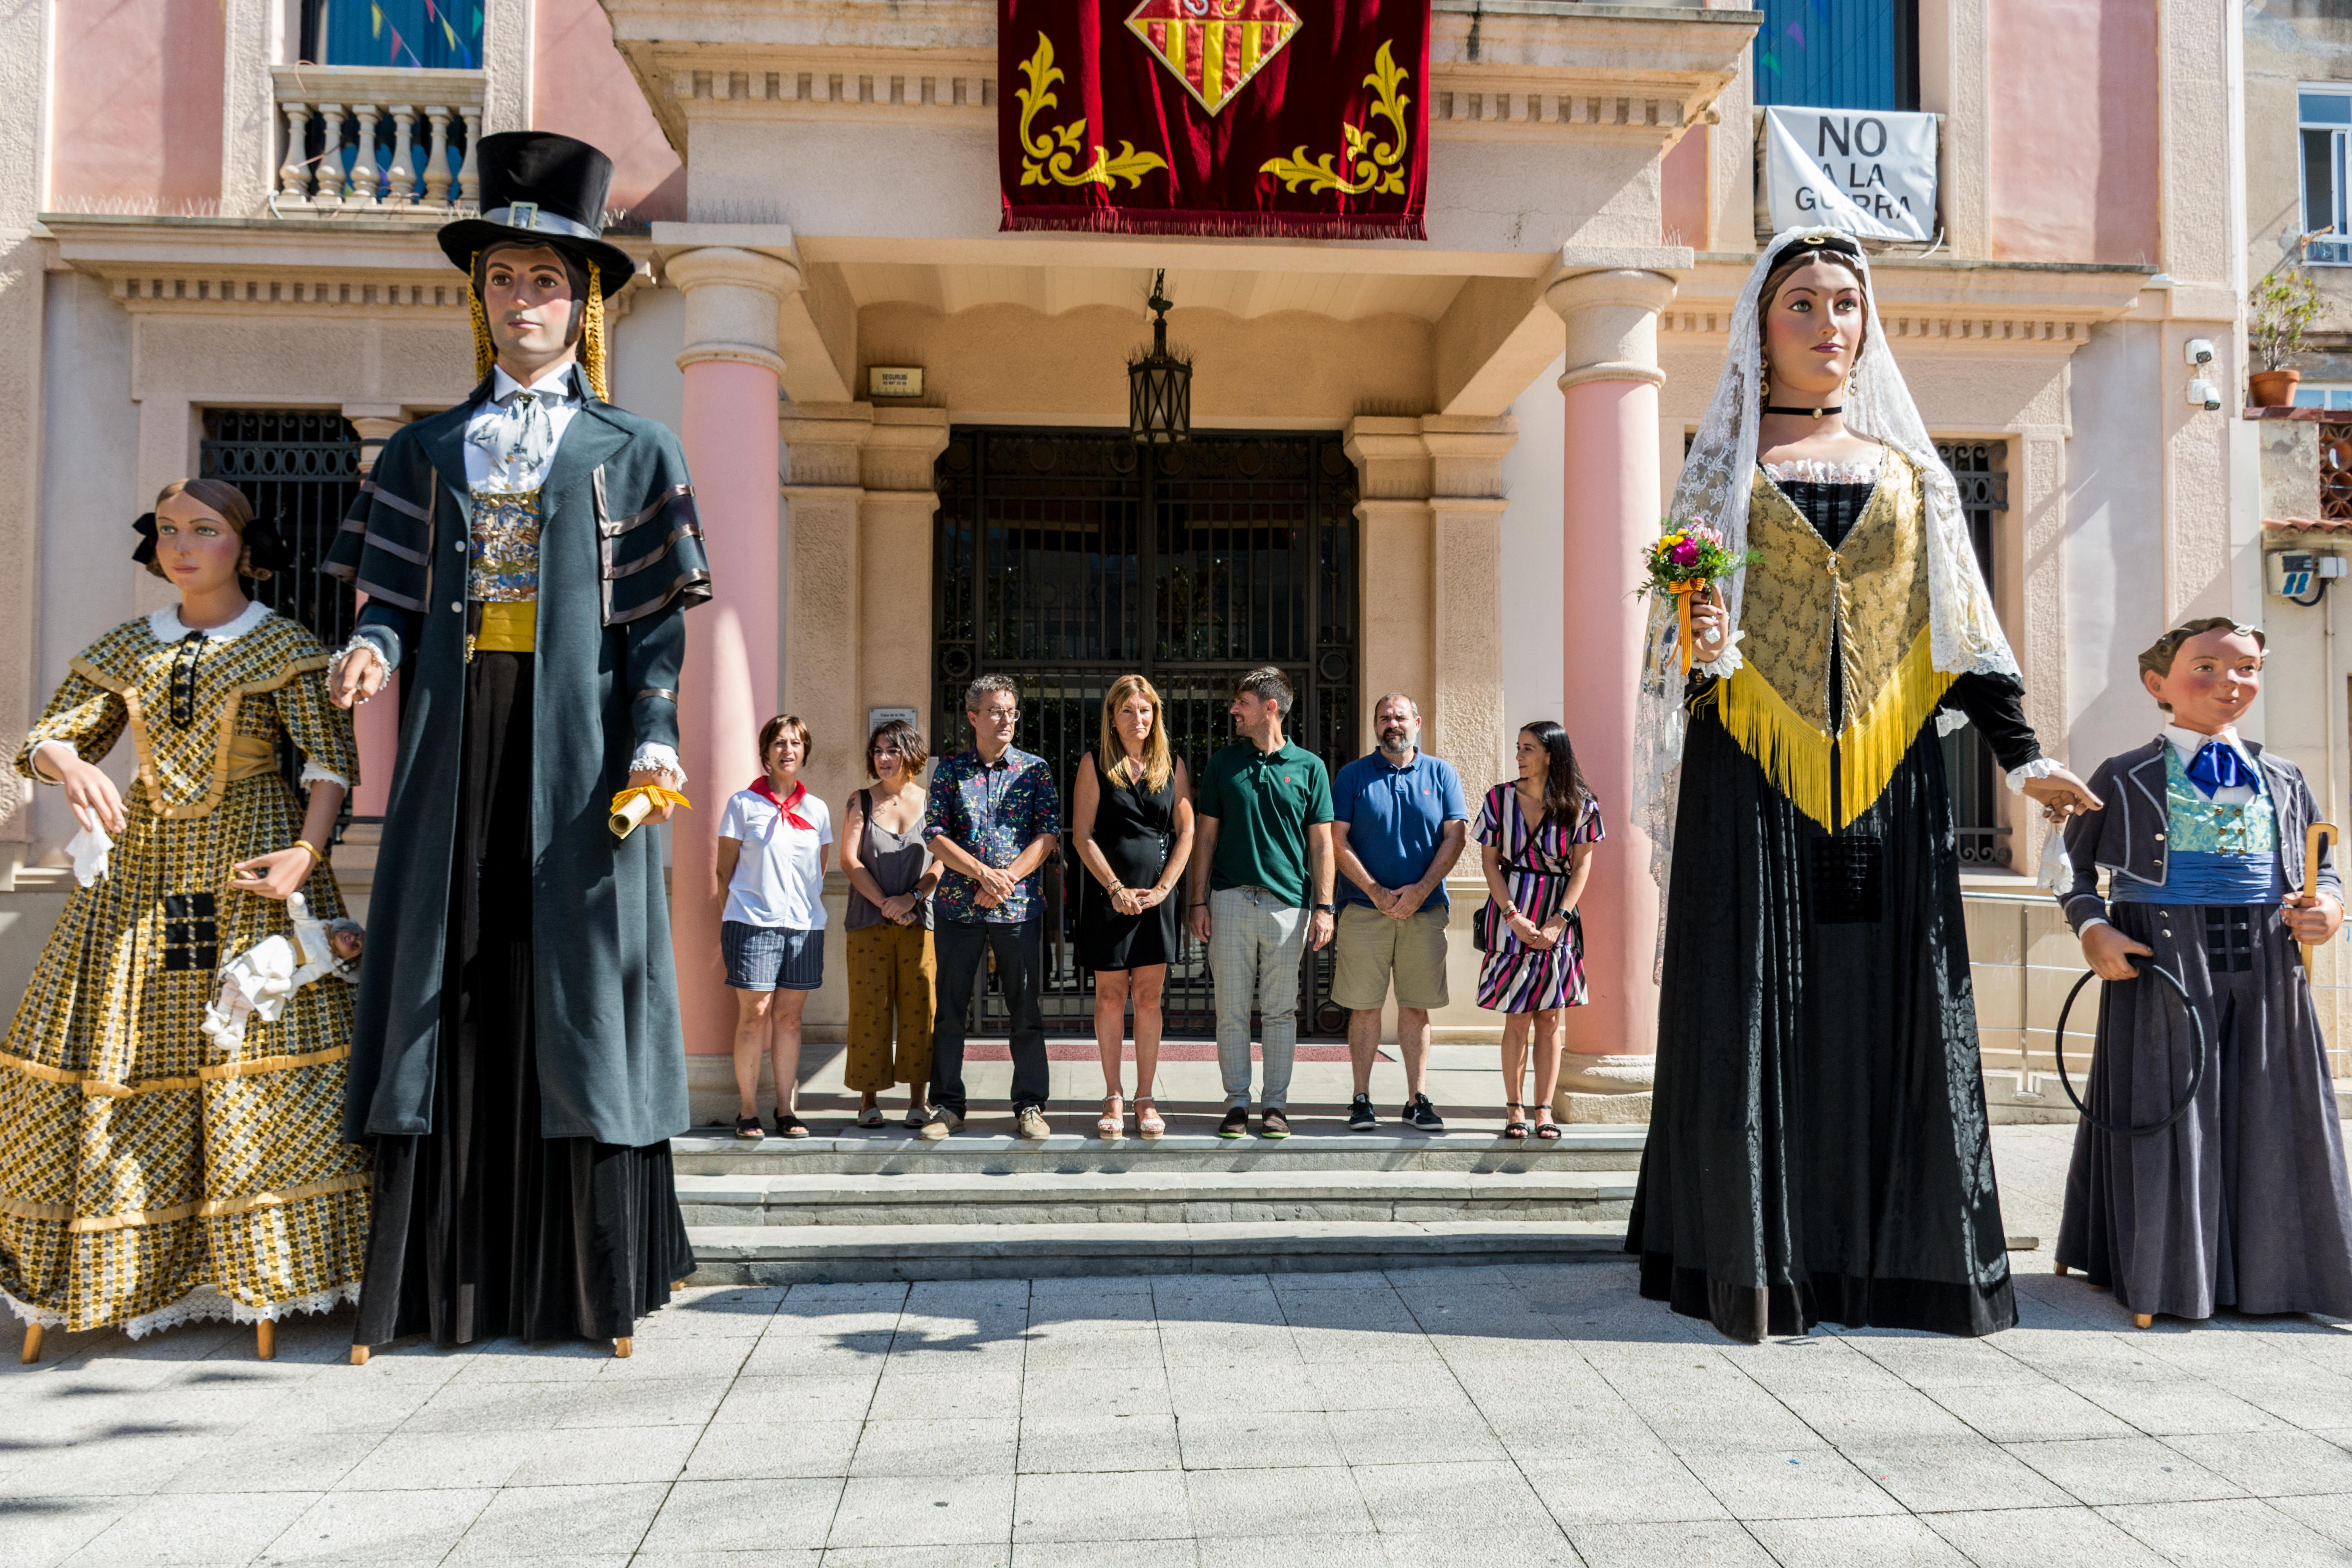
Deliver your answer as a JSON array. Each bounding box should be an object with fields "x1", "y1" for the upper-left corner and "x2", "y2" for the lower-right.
[{"x1": 1331, "y1": 903, "x2": 1450, "y2": 1011}]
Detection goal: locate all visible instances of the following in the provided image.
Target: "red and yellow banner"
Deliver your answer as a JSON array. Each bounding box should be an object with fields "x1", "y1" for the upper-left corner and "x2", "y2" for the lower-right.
[{"x1": 999, "y1": 0, "x2": 1430, "y2": 239}]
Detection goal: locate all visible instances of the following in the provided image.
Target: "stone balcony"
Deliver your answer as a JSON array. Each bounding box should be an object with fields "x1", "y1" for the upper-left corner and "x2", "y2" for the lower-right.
[{"x1": 268, "y1": 64, "x2": 485, "y2": 218}]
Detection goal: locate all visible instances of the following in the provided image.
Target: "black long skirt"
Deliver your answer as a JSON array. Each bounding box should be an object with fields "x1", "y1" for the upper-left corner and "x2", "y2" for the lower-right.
[
  {"x1": 1625, "y1": 703, "x2": 2017, "y2": 1341},
  {"x1": 2055, "y1": 900, "x2": 2352, "y2": 1320},
  {"x1": 352, "y1": 652, "x2": 695, "y2": 1348}
]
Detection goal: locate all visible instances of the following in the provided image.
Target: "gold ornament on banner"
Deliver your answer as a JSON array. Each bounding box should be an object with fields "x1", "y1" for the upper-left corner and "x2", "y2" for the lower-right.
[
  {"x1": 1259, "y1": 41, "x2": 1411, "y2": 196},
  {"x1": 1016, "y1": 34, "x2": 1171, "y2": 189}
]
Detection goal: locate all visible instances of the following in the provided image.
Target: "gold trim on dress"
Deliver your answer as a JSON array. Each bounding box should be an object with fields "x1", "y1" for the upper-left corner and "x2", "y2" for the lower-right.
[
  {"x1": 59, "y1": 1172, "x2": 371, "y2": 1234},
  {"x1": 1, "y1": 1043, "x2": 351, "y2": 1096},
  {"x1": 69, "y1": 650, "x2": 330, "y2": 821}
]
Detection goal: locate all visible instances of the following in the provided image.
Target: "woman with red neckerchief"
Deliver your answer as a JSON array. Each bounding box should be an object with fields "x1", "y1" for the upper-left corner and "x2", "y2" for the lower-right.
[{"x1": 715, "y1": 716, "x2": 834, "y2": 1138}]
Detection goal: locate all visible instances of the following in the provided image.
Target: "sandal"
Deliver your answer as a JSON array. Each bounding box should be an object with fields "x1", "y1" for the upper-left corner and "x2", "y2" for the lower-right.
[
  {"x1": 1096, "y1": 1094, "x2": 1125, "y2": 1139},
  {"x1": 733, "y1": 1114, "x2": 765, "y2": 1140},
  {"x1": 857, "y1": 1104, "x2": 886, "y2": 1128},
  {"x1": 773, "y1": 1110, "x2": 810, "y2": 1139},
  {"x1": 1135, "y1": 1096, "x2": 1166, "y2": 1140},
  {"x1": 1502, "y1": 1102, "x2": 1530, "y2": 1140},
  {"x1": 1534, "y1": 1120, "x2": 1562, "y2": 1141},
  {"x1": 904, "y1": 1105, "x2": 931, "y2": 1129}
]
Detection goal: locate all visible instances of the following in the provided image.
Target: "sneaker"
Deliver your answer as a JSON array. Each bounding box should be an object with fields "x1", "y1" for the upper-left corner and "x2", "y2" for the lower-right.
[
  {"x1": 1217, "y1": 1105, "x2": 1251, "y2": 1139},
  {"x1": 1347, "y1": 1094, "x2": 1377, "y2": 1131},
  {"x1": 1015, "y1": 1107, "x2": 1051, "y2": 1142},
  {"x1": 1259, "y1": 1108, "x2": 1290, "y2": 1140},
  {"x1": 1403, "y1": 1094, "x2": 1445, "y2": 1133},
  {"x1": 917, "y1": 1107, "x2": 963, "y2": 1142}
]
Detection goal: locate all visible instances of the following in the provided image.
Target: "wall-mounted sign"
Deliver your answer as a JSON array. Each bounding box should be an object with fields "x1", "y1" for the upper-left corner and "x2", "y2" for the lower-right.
[
  {"x1": 867, "y1": 706, "x2": 922, "y2": 743},
  {"x1": 1763, "y1": 107, "x2": 1938, "y2": 242},
  {"x1": 869, "y1": 367, "x2": 924, "y2": 398}
]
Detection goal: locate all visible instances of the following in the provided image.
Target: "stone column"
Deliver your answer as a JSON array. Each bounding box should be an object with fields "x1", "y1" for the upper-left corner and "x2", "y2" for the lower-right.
[
  {"x1": 1544, "y1": 268, "x2": 1678, "y2": 1107},
  {"x1": 1343, "y1": 417, "x2": 1435, "y2": 750},
  {"x1": 664, "y1": 244, "x2": 802, "y2": 1058},
  {"x1": 1421, "y1": 416, "x2": 1516, "y2": 788}
]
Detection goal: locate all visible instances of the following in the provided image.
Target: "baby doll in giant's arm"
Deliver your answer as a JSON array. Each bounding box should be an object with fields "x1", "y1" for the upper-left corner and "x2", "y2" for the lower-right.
[
  {"x1": 2057, "y1": 618, "x2": 2342, "y2": 982},
  {"x1": 201, "y1": 893, "x2": 365, "y2": 1054}
]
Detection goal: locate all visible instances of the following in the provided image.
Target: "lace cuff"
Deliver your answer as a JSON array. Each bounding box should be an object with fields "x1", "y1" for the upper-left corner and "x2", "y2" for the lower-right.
[
  {"x1": 2005, "y1": 757, "x2": 2064, "y2": 793},
  {"x1": 629, "y1": 743, "x2": 686, "y2": 785},
  {"x1": 298, "y1": 763, "x2": 350, "y2": 790},
  {"x1": 29, "y1": 740, "x2": 76, "y2": 783},
  {"x1": 1935, "y1": 710, "x2": 1970, "y2": 737},
  {"x1": 332, "y1": 630, "x2": 398, "y2": 684},
  {"x1": 1695, "y1": 630, "x2": 1746, "y2": 680}
]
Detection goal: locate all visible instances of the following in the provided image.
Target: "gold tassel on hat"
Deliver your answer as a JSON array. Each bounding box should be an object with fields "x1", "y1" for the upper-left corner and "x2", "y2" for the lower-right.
[
  {"x1": 583, "y1": 260, "x2": 610, "y2": 402},
  {"x1": 468, "y1": 253, "x2": 495, "y2": 383}
]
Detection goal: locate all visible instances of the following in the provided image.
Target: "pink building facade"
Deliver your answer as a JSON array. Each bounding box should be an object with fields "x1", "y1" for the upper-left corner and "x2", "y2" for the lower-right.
[{"x1": 0, "y1": 0, "x2": 2267, "y2": 1118}]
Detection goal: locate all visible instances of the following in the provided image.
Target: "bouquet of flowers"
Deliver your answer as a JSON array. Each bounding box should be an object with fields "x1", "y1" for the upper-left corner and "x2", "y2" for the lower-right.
[{"x1": 1638, "y1": 521, "x2": 1762, "y2": 671}]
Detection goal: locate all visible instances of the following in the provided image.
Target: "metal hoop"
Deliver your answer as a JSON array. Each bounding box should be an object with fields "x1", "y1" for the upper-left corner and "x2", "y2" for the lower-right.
[{"x1": 2050, "y1": 961, "x2": 2209, "y2": 1138}]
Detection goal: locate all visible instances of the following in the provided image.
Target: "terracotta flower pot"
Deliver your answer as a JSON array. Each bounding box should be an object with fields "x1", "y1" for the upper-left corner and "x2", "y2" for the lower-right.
[{"x1": 2249, "y1": 368, "x2": 2303, "y2": 408}]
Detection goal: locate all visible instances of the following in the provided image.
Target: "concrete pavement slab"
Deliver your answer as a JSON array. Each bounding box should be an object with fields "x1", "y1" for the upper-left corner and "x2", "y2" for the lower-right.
[
  {"x1": 825, "y1": 1474, "x2": 1014, "y2": 1548},
  {"x1": 2007, "y1": 1434, "x2": 2249, "y2": 1505},
  {"x1": 636, "y1": 1478, "x2": 845, "y2": 1554},
  {"x1": 448, "y1": 1481, "x2": 667, "y2": 1559},
  {"x1": 849, "y1": 1418, "x2": 1020, "y2": 1478},
  {"x1": 1182, "y1": 1465, "x2": 1373, "y2": 1537},
  {"x1": 1668, "y1": 1443, "x2": 1907, "y2": 1520},
  {"x1": 507, "y1": 1425, "x2": 699, "y2": 1486},
  {"x1": 682, "y1": 1421, "x2": 863, "y2": 1480},
  {"x1": 1564, "y1": 1519, "x2": 1774, "y2": 1566},
  {"x1": 257, "y1": 1486, "x2": 495, "y2": 1561},
  {"x1": 1744, "y1": 1512, "x2": 1971, "y2": 1565},
  {"x1": 1010, "y1": 1468, "x2": 1189, "y2": 1542},
  {"x1": 1016, "y1": 1414, "x2": 1183, "y2": 1474},
  {"x1": 1832, "y1": 1434, "x2": 2076, "y2": 1513},
  {"x1": 58, "y1": 1489, "x2": 320, "y2": 1566},
  {"x1": 2162, "y1": 1430, "x2": 2352, "y2": 1497},
  {"x1": 2099, "y1": 1497, "x2": 2352, "y2": 1567},
  {"x1": 1919, "y1": 1504, "x2": 2172, "y2": 1566}
]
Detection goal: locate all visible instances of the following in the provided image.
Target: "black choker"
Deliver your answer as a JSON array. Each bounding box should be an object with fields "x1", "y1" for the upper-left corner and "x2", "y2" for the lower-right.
[{"x1": 1764, "y1": 404, "x2": 1843, "y2": 417}]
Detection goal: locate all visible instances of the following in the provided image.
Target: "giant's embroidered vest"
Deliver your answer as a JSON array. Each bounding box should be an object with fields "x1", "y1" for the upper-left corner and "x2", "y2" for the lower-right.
[
  {"x1": 1713, "y1": 448, "x2": 1955, "y2": 831},
  {"x1": 468, "y1": 489, "x2": 541, "y2": 655}
]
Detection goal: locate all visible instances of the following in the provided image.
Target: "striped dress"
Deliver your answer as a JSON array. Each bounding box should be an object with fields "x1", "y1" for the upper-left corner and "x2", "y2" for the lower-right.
[{"x1": 1474, "y1": 783, "x2": 1604, "y2": 1014}]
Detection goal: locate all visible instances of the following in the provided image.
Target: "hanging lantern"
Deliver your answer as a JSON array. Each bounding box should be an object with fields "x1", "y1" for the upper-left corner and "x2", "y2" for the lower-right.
[{"x1": 1129, "y1": 270, "x2": 1191, "y2": 445}]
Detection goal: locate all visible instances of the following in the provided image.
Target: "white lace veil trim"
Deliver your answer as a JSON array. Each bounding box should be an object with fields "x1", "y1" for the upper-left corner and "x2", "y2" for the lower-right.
[{"x1": 1632, "y1": 227, "x2": 2021, "y2": 967}]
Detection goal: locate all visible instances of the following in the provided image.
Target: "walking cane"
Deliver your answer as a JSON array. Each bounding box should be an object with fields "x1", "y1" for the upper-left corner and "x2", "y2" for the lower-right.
[{"x1": 2303, "y1": 822, "x2": 2337, "y2": 977}]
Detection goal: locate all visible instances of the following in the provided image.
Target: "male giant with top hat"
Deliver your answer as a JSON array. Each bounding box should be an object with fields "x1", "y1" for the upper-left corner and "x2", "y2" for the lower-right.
[{"x1": 324, "y1": 133, "x2": 708, "y2": 1356}]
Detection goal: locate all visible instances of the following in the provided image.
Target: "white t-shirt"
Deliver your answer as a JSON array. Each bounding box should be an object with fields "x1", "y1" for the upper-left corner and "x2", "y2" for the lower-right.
[{"x1": 718, "y1": 787, "x2": 834, "y2": 929}]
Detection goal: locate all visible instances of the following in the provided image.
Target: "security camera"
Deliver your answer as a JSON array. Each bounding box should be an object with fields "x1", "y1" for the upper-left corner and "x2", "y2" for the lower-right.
[
  {"x1": 2187, "y1": 377, "x2": 2221, "y2": 411},
  {"x1": 2184, "y1": 338, "x2": 2215, "y2": 367}
]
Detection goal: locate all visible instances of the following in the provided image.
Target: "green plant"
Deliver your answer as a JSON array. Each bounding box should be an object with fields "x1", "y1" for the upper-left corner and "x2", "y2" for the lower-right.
[{"x1": 2251, "y1": 264, "x2": 2324, "y2": 373}]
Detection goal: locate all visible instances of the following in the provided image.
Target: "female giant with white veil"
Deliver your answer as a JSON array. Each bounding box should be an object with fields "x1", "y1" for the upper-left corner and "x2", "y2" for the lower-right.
[{"x1": 1622, "y1": 229, "x2": 2101, "y2": 1341}]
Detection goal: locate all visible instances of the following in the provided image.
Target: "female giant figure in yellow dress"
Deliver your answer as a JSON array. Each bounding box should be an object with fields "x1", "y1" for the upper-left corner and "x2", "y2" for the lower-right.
[{"x1": 1, "y1": 480, "x2": 368, "y2": 1360}]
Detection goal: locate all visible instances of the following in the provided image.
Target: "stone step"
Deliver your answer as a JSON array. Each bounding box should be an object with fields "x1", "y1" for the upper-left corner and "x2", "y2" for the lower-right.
[
  {"x1": 673, "y1": 1168, "x2": 1644, "y2": 1227},
  {"x1": 670, "y1": 1128, "x2": 1648, "y2": 1176},
  {"x1": 685, "y1": 1219, "x2": 1635, "y2": 1284}
]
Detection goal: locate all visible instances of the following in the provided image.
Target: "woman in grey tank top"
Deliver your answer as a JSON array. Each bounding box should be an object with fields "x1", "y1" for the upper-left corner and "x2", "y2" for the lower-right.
[{"x1": 841, "y1": 719, "x2": 940, "y2": 1128}]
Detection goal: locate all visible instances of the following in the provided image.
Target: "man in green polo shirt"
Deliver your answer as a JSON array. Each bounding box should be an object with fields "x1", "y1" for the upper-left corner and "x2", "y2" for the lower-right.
[{"x1": 1186, "y1": 666, "x2": 1336, "y2": 1139}]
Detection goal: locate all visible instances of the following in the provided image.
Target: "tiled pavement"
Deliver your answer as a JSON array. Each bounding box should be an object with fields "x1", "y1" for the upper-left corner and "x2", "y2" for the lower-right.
[{"x1": 6, "y1": 1126, "x2": 2352, "y2": 1566}]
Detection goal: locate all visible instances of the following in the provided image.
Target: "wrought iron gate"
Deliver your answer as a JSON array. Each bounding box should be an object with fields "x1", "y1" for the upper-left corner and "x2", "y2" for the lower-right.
[
  {"x1": 200, "y1": 410, "x2": 365, "y2": 824},
  {"x1": 933, "y1": 428, "x2": 1359, "y2": 1038},
  {"x1": 1936, "y1": 439, "x2": 2009, "y2": 867}
]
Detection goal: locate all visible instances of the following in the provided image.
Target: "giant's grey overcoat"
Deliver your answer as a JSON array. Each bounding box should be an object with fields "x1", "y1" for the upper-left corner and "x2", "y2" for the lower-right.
[{"x1": 323, "y1": 369, "x2": 709, "y2": 1147}]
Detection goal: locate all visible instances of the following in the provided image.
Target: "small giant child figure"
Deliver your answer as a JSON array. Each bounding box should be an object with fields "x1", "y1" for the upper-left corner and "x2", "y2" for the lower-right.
[{"x1": 2052, "y1": 616, "x2": 2352, "y2": 1325}]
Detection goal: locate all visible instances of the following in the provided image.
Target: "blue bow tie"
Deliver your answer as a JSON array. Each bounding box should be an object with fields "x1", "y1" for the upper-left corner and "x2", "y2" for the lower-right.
[{"x1": 2185, "y1": 739, "x2": 2257, "y2": 797}]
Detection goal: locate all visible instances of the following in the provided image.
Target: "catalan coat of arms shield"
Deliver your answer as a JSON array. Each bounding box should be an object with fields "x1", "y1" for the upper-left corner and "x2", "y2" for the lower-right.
[{"x1": 1124, "y1": 0, "x2": 1302, "y2": 117}]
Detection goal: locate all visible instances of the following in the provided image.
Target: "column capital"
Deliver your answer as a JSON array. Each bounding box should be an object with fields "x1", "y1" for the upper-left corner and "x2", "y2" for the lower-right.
[
  {"x1": 1544, "y1": 268, "x2": 1679, "y2": 393},
  {"x1": 660, "y1": 239, "x2": 805, "y2": 379}
]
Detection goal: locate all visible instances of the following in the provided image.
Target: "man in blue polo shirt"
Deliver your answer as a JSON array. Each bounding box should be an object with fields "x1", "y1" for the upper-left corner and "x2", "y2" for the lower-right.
[{"x1": 1330, "y1": 693, "x2": 1468, "y2": 1132}]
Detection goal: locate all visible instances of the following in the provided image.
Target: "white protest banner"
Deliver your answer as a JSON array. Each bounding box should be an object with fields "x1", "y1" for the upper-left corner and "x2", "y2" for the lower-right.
[{"x1": 1763, "y1": 107, "x2": 1938, "y2": 241}]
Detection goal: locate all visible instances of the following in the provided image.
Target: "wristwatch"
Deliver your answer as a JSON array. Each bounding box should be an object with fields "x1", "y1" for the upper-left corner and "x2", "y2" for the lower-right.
[{"x1": 1314, "y1": 901, "x2": 1336, "y2": 913}]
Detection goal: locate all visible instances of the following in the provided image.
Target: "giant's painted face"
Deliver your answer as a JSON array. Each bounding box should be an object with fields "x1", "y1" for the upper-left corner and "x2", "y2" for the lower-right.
[{"x1": 1760, "y1": 255, "x2": 1866, "y2": 405}]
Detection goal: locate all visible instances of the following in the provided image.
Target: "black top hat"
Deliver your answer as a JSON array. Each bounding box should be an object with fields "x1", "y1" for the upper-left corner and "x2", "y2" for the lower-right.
[{"x1": 438, "y1": 132, "x2": 635, "y2": 298}]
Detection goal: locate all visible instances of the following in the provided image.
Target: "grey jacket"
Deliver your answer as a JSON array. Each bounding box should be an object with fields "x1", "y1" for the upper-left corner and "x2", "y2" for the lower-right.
[{"x1": 2058, "y1": 737, "x2": 2339, "y2": 933}]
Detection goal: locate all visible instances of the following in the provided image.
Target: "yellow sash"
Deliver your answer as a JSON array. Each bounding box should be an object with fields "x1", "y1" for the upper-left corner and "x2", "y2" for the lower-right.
[{"x1": 474, "y1": 601, "x2": 535, "y2": 653}]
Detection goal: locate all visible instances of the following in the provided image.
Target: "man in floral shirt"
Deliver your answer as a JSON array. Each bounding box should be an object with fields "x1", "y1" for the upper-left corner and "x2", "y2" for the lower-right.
[{"x1": 920, "y1": 674, "x2": 1063, "y2": 1141}]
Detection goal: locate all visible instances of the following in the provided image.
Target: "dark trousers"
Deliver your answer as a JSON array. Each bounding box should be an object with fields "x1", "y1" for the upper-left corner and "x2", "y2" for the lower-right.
[{"x1": 930, "y1": 917, "x2": 1049, "y2": 1118}]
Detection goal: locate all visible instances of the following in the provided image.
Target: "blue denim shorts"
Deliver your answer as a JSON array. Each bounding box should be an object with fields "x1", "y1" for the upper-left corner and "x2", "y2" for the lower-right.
[{"x1": 722, "y1": 922, "x2": 824, "y2": 991}]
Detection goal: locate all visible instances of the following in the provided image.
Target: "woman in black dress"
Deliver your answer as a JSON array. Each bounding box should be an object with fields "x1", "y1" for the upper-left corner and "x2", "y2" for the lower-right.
[
  {"x1": 1071, "y1": 675, "x2": 1195, "y2": 1140},
  {"x1": 1623, "y1": 230, "x2": 2101, "y2": 1341}
]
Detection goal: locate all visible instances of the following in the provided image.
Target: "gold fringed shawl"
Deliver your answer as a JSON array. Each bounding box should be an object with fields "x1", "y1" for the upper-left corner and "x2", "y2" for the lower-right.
[{"x1": 1714, "y1": 448, "x2": 1956, "y2": 830}]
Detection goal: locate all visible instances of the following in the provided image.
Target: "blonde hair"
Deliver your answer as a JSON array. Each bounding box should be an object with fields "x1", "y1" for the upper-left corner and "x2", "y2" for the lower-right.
[{"x1": 1098, "y1": 674, "x2": 1173, "y2": 794}]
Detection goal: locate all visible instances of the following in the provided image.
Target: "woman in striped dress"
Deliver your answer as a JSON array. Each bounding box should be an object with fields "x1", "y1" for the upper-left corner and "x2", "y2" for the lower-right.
[{"x1": 1474, "y1": 721, "x2": 1604, "y2": 1140}]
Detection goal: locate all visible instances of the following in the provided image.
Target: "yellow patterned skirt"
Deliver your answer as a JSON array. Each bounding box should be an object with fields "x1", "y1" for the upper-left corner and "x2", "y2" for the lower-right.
[{"x1": 0, "y1": 773, "x2": 371, "y2": 1334}]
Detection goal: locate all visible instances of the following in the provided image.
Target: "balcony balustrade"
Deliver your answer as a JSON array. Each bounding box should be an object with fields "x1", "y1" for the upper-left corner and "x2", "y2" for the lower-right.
[{"x1": 270, "y1": 65, "x2": 484, "y2": 216}]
